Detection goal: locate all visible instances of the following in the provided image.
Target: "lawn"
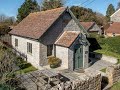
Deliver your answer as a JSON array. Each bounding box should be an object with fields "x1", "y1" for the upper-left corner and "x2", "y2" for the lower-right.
[
  {"x1": 111, "y1": 82, "x2": 120, "y2": 90},
  {"x1": 100, "y1": 68, "x2": 106, "y2": 73},
  {"x1": 16, "y1": 65, "x2": 37, "y2": 74},
  {"x1": 14, "y1": 55, "x2": 37, "y2": 74},
  {"x1": 89, "y1": 34, "x2": 120, "y2": 64}
]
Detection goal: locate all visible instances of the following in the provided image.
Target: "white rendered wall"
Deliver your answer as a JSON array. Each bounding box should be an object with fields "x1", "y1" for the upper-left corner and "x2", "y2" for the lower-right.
[{"x1": 11, "y1": 35, "x2": 40, "y2": 68}]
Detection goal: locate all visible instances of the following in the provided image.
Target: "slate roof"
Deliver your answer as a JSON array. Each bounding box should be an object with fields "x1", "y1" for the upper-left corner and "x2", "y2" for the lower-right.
[
  {"x1": 106, "y1": 22, "x2": 120, "y2": 34},
  {"x1": 9, "y1": 7, "x2": 66, "y2": 39},
  {"x1": 80, "y1": 22, "x2": 95, "y2": 30},
  {"x1": 55, "y1": 31, "x2": 80, "y2": 47}
]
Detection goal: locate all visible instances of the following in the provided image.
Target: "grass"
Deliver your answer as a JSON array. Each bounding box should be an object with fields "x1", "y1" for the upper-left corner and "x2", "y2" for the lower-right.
[
  {"x1": 16, "y1": 66, "x2": 37, "y2": 74},
  {"x1": 95, "y1": 50, "x2": 120, "y2": 64},
  {"x1": 15, "y1": 57, "x2": 37, "y2": 74},
  {"x1": 100, "y1": 68, "x2": 106, "y2": 73},
  {"x1": 111, "y1": 82, "x2": 120, "y2": 90},
  {"x1": 0, "y1": 43, "x2": 37, "y2": 75},
  {"x1": 89, "y1": 35, "x2": 120, "y2": 64}
]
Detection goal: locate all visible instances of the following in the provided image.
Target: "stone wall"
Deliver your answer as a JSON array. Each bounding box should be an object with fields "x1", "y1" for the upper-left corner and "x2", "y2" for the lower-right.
[
  {"x1": 107, "y1": 64, "x2": 120, "y2": 86},
  {"x1": 51, "y1": 72, "x2": 101, "y2": 90}
]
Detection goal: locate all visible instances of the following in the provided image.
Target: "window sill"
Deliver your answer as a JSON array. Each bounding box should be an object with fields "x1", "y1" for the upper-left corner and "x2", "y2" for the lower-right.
[{"x1": 27, "y1": 52, "x2": 32, "y2": 55}]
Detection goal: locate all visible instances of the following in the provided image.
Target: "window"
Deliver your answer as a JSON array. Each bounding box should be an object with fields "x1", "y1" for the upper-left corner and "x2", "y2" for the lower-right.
[
  {"x1": 15, "y1": 39, "x2": 18, "y2": 47},
  {"x1": 27, "y1": 42, "x2": 32, "y2": 54}
]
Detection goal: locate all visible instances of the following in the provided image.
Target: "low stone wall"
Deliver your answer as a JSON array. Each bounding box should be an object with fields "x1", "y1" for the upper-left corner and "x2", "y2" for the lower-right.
[
  {"x1": 107, "y1": 64, "x2": 120, "y2": 86},
  {"x1": 51, "y1": 72, "x2": 101, "y2": 90}
]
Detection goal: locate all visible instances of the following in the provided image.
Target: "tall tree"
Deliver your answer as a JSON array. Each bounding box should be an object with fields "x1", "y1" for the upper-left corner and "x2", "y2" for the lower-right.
[
  {"x1": 17, "y1": 0, "x2": 40, "y2": 22},
  {"x1": 42, "y1": 0, "x2": 63, "y2": 11},
  {"x1": 106, "y1": 4, "x2": 115, "y2": 21},
  {"x1": 70, "y1": 6, "x2": 107, "y2": 26},
  {"x1": 117, "y1": 1, "x2": 120, "y2": 10}
]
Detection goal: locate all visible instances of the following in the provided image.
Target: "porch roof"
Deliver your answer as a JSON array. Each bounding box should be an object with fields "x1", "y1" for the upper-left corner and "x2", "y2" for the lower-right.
[{"x1": 55, "y1": 31, "x2": 80, "y2": 48}]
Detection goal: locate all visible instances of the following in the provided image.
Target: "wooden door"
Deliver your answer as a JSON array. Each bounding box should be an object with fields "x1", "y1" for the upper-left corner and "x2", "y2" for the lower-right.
[{"x1": 74, "y1": 44, "x2": 83, "y2": 70}]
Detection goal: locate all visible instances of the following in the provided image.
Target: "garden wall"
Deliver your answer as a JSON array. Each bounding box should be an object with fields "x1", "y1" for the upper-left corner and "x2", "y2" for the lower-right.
[
  {"x1": 51, "y1": 72, "x2": 101, "y2": 90},
  {"x1": 107, "y1": 64, "x2": 120, "y2": 86}
]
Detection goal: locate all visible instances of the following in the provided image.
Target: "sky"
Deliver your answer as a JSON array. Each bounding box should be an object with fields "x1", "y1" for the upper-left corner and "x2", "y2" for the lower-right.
[{"x1": 0, "y1": 0, "x2": 119, "y2": 17}]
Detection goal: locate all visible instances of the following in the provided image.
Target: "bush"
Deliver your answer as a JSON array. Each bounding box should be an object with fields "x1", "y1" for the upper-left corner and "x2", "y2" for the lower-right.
[
  {"x1": 19, "y1": 63, "x2": 32, "y2": 69},
  {"x1": 15, "y1": 57, "x2": 27, "y2": 66},
  {"x1": 48, "y1": 56, "x2": 61, "y2": 68}
]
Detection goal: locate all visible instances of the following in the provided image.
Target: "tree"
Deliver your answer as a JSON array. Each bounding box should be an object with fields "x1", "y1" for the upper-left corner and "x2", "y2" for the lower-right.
[
  {"x1": 106, "y1": 4, "x2": 115, "y2": 21},
  {"x1": 17, "y1": 0, "x2": 40, "y2": 22},
  {"x1": 42, "y1": 0, "x2": 63, "y2": 11},
  {"x1": 70, "y1": 6, "x2": 107, "y2": 26},
  {"x1": 0, "y1": 46, "x2": 18, "y2": 89},
  {"x1": 117, "y1": 1, "x2": 120, "y2": 10}
]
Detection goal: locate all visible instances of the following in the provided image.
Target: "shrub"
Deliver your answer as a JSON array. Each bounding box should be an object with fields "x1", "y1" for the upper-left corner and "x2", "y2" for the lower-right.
[
  {"x1": 19, "y1": 63, "x2": 32, "y2": 69},
  {"x1": 15, "y1": 56, "x2": 27, "y2": 66},
  {"x1": 48, "y1": 56, "x2": 61, "y2": 68}
]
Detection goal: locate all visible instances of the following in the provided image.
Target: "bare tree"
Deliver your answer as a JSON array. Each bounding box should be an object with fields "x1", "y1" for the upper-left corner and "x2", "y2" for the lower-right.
[{"x1": 0, "y1": 46, "x2": 20, "y2": 89}]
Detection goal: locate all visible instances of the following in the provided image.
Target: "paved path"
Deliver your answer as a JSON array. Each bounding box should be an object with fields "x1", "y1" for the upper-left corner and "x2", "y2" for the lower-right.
[{"x1": 86, "y1": 60, "x2": 113, "y2": 73}]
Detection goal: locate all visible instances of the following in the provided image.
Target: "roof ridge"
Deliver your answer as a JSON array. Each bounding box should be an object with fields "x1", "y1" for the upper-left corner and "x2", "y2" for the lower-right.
[{"x1": 30, "y1": 7, "x2": 66, "y2": 15}]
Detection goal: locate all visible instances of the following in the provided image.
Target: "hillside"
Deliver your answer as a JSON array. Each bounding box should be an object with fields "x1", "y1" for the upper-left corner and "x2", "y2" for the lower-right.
[{"x1": 70, "y1": 6, "x2": 108, "y2": 26}]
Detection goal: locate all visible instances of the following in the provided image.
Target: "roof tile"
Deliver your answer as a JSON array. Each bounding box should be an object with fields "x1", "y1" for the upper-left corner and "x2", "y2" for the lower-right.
[
  {"x1": 9, "y1": 7, "x2": 66, "y2": 39},
  {"x1": 80, "y1": 22, "x2": 95, "y2": 30},
  {"x1": 55, "y1": 31, "x2": 80, "y2": 47},
  {"x1": 106, "y1": 22, "x2": 120, "y2": 34}
]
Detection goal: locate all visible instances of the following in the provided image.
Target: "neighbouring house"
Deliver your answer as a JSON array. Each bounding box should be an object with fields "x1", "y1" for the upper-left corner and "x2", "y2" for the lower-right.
[
  {"x1": 80, "y1": 22, "x2": 102, "y2": 35},
  {"x1": 110, "y1": 9, "x2": 120, "y2": 22},
  {"x1": 9, "y1": 7, "x2": 90, "y2": 71},
  {"x1": 106, "y1": 9, "x2": 120, "y2": 37},
  {"x1": 106, "y1": 22, "x2": 120, "y2": 37}
]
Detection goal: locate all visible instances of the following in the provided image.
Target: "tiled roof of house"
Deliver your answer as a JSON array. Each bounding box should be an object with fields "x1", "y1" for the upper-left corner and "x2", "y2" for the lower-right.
[
  {"x1": 106, "y1": 22, "x2": 120, "y2": 34},
  {"x1": 9, "y1": 7, "x2": 66, "y2": 39},
  {"x1": 55, "y1": 31, "x2": 80, "y2": 47},
  {"x1": 80, "y1": 22, "x2": 95, "y2": 30}
]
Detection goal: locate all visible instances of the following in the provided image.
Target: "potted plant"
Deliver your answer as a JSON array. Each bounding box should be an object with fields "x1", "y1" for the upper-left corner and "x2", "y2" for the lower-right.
[{"x1": 48, "y1": 56, "x2": 61, "y2": 68}]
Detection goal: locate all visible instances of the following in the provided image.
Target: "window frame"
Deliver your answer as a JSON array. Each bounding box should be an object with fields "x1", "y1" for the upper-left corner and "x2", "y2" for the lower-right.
[
  {"x1": 15, "y1": 38, "x2": 18, "y2": 47},
  {"x1": 27, "y1": 42, "x2": 32, "y2": 54}
]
